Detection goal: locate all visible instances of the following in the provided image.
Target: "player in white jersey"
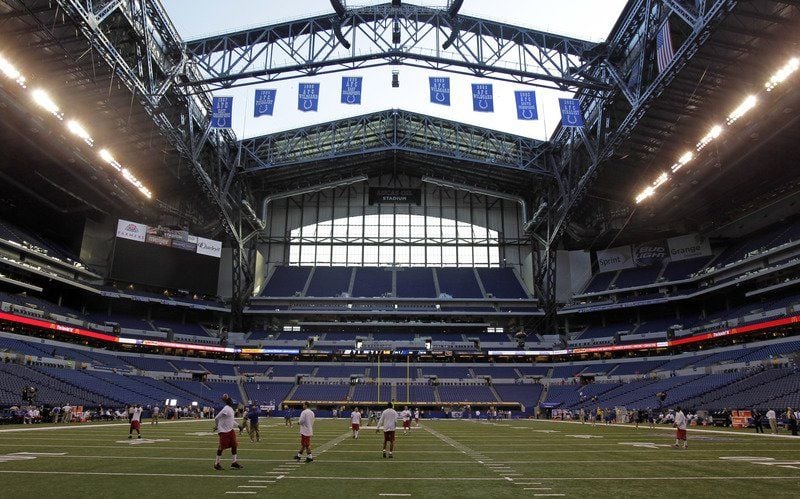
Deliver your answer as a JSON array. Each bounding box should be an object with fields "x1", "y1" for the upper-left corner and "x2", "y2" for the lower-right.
[
  {"x1": 377, "y1": 402, "x2": 399, "y2": 458},
  {"x1": 214, "y1": 394, "x2": 243, "y2": 470},
  {"x1": 294, "y1": 402, "x2": 315, "y2": 463},
  {"x1": 350, "y1": 407, "x2": 362, "y2": 439},
  {"x1": 128, "y1": 404, "x2": 143, "y2": 439},
  {"x1": 401, "y1": 406, "x2": 412, "y2": 435},
  {"x1": 414, "y1": 408, "x2": 420, "y2": 425},
  {"x1": 673, "y1": 406, "x2": 688, "y2": 449}
]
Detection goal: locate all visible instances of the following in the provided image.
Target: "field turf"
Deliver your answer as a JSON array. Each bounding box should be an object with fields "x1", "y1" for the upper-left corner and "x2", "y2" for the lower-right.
[{"x1": 0, "y1": 418, "x2": 799, "y2": 498}]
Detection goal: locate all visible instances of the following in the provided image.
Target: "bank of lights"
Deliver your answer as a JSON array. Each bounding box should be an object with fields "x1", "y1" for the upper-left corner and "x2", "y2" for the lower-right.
[
  {"x1": 0, "y1": 52, "x2": 152, "y2": 200},
  {"x1": 0, "y1": 55, "x2": 25, "y2": 87},
  {"x1": 66, "y1": 120, "x2": 93, "y2": 146},
  {"x1": 695, "y1": 124, "x2": 722, "y2": 151},
  {"x1": 31, "y1": 89, "x2": 62, "y2": 119},
  {"x1": 765, "y1": 58, "x2": 799, "y2": 91},
  {"x1": 99, "y1": 149, "x2": 152, "y2": 199},
  {"x1": 635, "y1": 56, "x2": 797, "y2": 204}
]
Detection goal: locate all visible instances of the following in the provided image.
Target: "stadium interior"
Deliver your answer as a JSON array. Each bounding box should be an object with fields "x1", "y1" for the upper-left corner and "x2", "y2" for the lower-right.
[{"x1": 0, "y1": 0, "x2": 799, "y2": 496}]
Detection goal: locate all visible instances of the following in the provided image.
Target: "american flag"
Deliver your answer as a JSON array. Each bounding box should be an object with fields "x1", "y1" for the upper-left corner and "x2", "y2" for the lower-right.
[{"x1": 656, "y1": 18, "x2": 674, "y2": 73}]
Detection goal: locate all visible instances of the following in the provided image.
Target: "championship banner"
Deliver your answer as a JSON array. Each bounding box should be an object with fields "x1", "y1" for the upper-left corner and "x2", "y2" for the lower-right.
[
  {"x1": 254, "y1": 89, "x2": 276, "y2": 117},
  {"x1": 210, "y1": 96, "x2": 233, "y2": 128},
  {"x1": 633, "y1": 241, "x2": 667, "y2": 267},
  {"x1": 471, "y1": 83, "x2": 494, "y2": 112},
  {"x1": 558, "y1": 98, "x2": 584, "y2": 127},
  {"x1": 515, "y1": 90, "x2": 538, "y2": 120},
  {"x1": 368, "y1": 187, "x2": 421, "y2": 205},
  {"x1": 667, "y1": 233, "x2": 712, "y2": 261},
  {"x1": 297, "y1": 83, "x2": 320, "y2": 112},
  {"x1": 596, "y1": 245, "x2": 635, "y2": 272},
  {"x1": 340, "y1": 76, "x2": 362, "y2": 105},
  {"x1": 116, "y1": 219, "x2": 147, "y2": 242},
  {"x1": 429, "y1": 77, "x2": 450, "y2": 106}
]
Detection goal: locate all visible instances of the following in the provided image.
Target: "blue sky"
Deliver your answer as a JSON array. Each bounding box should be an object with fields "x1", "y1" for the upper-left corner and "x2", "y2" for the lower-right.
[{"x1": 162, "y1": 1, "x2": 627, "y2": 140}]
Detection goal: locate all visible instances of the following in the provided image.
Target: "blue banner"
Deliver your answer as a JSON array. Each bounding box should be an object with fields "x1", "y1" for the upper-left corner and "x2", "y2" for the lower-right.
[
  {"x1": 515, "y1": 91, "x2": 538, "y2": 120},
  {"x1": 254, "y1": 89, "x2": 276, "y2": 117},
  {"x1": 558, "y1": 98, "x2": 584, "y2": 127},
  {"x1": 298, "y1": 83, "x2": 320, "y2": 112},
  {"x1": 471, "y1": 84, "x2": 494, "y2": 112},
  {"x1": 429, "y1": 77, "x2": 450, "y2": 106},
  {"x1": 341, "y1": 76, "x2": 362, "y2": 105},
  {"x1": 210, "y1": 96, "x2": 233, "y2": 128}
]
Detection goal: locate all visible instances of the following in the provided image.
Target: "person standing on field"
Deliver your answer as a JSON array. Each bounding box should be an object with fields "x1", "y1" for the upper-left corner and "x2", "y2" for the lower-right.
[
  {"x1": 351, "y1": 406, "x2": 362, "y2": 439},
  {"x1": 377, "y1": 402, "x2": 399, "y2": 458},
  {"x1": 214, "y1": 394, "x2": 243, "y2": 470},
  {"x1": 294, "y1": 402, "x2": 315, "y2": 463},
  {"x1": 673, "y1": 406, "x2": 688, "y2": 449},
  {"x1": 766, "y1": 408, "x2": 777, "y2": 434}
]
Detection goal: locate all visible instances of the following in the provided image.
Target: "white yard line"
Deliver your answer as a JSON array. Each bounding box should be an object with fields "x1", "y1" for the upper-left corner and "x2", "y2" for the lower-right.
[
  {"x1": 0, "y1": 470, "x2": 796, "y2": 481},
  {"x1": 527, "y1": 419, "x2": 800, "y2": 439},
  {"x1": 0, "y1": 420, "x2": 206, "y2": 433},
  {"x1": 0, "y1": 442, "x2": 795, "y2": 454}
]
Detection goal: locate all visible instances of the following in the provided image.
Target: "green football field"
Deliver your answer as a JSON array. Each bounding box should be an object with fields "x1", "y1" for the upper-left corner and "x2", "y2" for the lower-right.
[{"x1": 0, "y1": 418, "x2": 799, "y2": 498}]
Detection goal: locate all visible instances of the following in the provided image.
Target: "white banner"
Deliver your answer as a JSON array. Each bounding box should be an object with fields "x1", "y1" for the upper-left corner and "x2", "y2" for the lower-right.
[
  {"x1": 196, "y1": 237, "x2": 222, "y2": 258},
  {"x1": 116, "y1": 219, "x2": 147, "y2": 242},
  {"x1": 667, "y1": 233, "x2": 712, "y2": 262},
  {"x1": 596, "y1": 245, "x2": 635, "y2": 272}
]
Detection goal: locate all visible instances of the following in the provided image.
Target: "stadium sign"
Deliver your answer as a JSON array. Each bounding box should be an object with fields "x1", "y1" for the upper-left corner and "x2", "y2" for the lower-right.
[
  {"x1": 633, "y1": 241, "x2": 667, "y2": 267},
  {"x1": 116, "y1": 219, "x2": 147, "y2": 242},
  {"x1": 2, "y1": 310, "x2": 797, "y2": 361},
  {"x1": 196, "y1": 237, "x2": 222, "y2": 258},
  {"x1": 595, "y1": 245, "x2": 634, "y2": 272},
  {"x1": 115, "y1": 219, "x2": 222, "y2": 258},
  {"x1": 667, "y1": 233, "x2": 712, "y2": 261},
  {"x1": 369, "y1": 187, "x2": 421, "y2": 205}
]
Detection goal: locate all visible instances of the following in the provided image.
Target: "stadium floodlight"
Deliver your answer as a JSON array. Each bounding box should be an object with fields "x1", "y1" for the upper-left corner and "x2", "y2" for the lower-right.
[
  {"x1": 98, "y1": 149, "x2": 152, "y2": 198},
  {"x1": 31, "y1": 88, "x2": 62, "y2": 119},
  {"x1": 678, "y1": 151, "x2": 693, "y2": 164},
  {"x1": 98, "y1": 148, "x2": 115, "y2": 164},
  {"x1": 635, "y1": 186, "x2": 655, "y2": 204},
  {"x1": 0, "y1": 55, "x2": 25, "y2": 87},
  {"x1": 670, "y1": 151, "x2": 693, "y2": 173},
  {"x1": 696, "y1": 125, "x2": 722, "y2": 151},
  {"x1": 765, "y1": 57, "x2": 799, "y2": 91},
  {"x1": 726, "y1": 95, "x2": 757, "y2": 125},
  {"x1": 66, "y1": 120, "x2": 94, "y2": 146}
]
